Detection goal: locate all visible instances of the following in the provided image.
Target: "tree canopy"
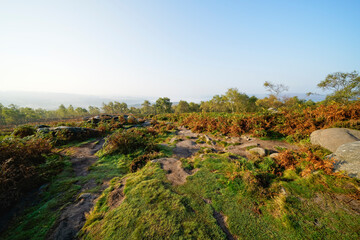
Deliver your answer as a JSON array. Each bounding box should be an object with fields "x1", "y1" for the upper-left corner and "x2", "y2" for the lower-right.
[{"x1": 317, "y1": 71, "x2": 360, "y2": 103}]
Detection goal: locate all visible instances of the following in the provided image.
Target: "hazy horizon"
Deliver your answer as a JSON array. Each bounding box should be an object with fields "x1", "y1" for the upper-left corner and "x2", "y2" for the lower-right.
[
  {"x1": 1, "y1": 1, "x2": 359, "y2": 100},
  {"x1": 0, "y1": 90, "x2": 326, "y2": 110}
]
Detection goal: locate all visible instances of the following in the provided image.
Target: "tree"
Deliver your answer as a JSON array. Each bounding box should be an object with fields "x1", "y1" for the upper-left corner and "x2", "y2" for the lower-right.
[
  {"x1": 75, "y1": 107, "x2": 88, "y2": 116},
  {"x1": 264, "y1": 81, "x2": 289, "y2": 97},
  {"x1": 129, "y1": 107, "x2": 140, "y2": 114},
  {"x1": 317, "y1": 71, "x2": 360, "y2": 103},
  {"x1": 175, "y1": 100, "x2": 190, "y2": 113},
  {"x1": 256, "y1": 95, "x2": 283, "y2": 109},
  {"x1": 67, "y1": 105, "x2": 76, "y2": 117},
  {"x1": 102, "y1": 102, "x2": 114, "y2": 114},
  {"x1": 89, "y1": 106, "x2": 100, "y2": 115},
  {"x1": 0, "y1": 103, "x2": 4, "y2": 125},
  {"x1": 114, "y1": 101, "x2": 128, "y2": 113},
  {"x1": 57, "y1": 104, "x2": 68, "y2": 118},
  {"x1": 155, "y1": 97, "x2": 172, "y2": 114},
  {"x1": 189, "y1": 102, "x2": 200, "y2": 112},
  {"x1": 225, "y1": 88, "x2": 254, "y2": 112},
  {"x1": 141, "y1": 100, "x2": 153, "y2": 115}
]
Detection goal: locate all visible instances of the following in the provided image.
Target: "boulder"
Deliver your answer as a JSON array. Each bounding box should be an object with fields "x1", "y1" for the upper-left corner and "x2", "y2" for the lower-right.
[
  {"x1": 269, "y1": 153, "x2": 280, "y2": 159},
  {"x1": 310, "y1": 128, "x2": 360, "y2": 152},
  {"x1": 248, "y1": 147, "x2": 266, "y2": 157},
  {"x1": 332, "y1": 141, "x2": 360, "y2": 178},
  {"x1": 87, "y1": 114, "x2": 123, "y2": 124},
  {"x1": 36, "y1": 125, "x2": 50, "y2": 129},
  {"x1": 142, "y1": 121, "x2": 151, "y2": 127},
  {"x1": 126, "y1": 115, "x2": 138, "y2": 124},
  {"x1": 38, "y1": 126, "x2": 101, "y2": 140}
]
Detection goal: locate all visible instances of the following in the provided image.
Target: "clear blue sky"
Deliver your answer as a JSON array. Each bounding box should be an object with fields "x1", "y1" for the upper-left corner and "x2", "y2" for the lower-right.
[{"x1": 1, "y1": 0, "x2": 359, "y2": 101}]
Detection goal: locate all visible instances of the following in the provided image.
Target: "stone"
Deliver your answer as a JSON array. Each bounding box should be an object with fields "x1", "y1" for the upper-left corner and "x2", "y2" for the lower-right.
[
  {"x1": 142, "y1": 121, "x2": 151, "y2": 127},
  {"x1": 268, "y1": 107, "x2": 279, "y2": 113},
  {"x1": 36, "y1": 125, "x2": 50, "y2": 129},
  {"x1": 248, "y1": 147, "x2": 266, "y2": 157},
  {"x1": 332, "y1": 141, "x2": 360, "y2": 178},
  {"x1": 204, "y1": 135, "x2": 216, "y2": 145},
  {"x1": 269, "y1": 153, "x2": 280, "y2": 158},
  {"x1": 78, "y1": 193, "x2": 93, "y2": 200},
  {"x1": 38, "y1": 126, "x2": 101, "y2": 140},
  {"x1": 169, "y1": 137, "x2": 178, "y2": 144},
  {"x1": 310, "y1": 128, "x2": 360, "y2": 152}
]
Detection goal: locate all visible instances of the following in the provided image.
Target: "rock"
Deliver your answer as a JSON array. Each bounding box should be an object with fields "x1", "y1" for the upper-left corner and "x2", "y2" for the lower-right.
[
  {"x1": 127, "y1": 115, "x2": 138, "y2": 124},
  {"x1": 87, "y1": 114, "x2": 127, "y2": 124},
  {"x1": 38, "y1": 126, "x2": 101, "y2": 140},
  {"x1": 169, "y1": 137, "x2": 178, "y2": 144},
  {"x1": 78, "y1": 193, "x2": 93, "y2": 200},
  {"x1": 230, "y1": 137, "x2": 241, "y2": 143},
  {"x1": 268, "y1": 107, "x2": 278, "y2": 113},
  {"x1": 332, "y1": 141, "x2": 360, "y2": 178},
  {"x1": 142, "y1": 121, "x2": 151, "y2": 127},
  {"x1": 204, "y1": 135, "x2": 216, "y2": 145},
  {"x1": 248, "y1": 147, "x2": 266, "y2": 157},
  {"x1": 242, "y1": 136, "x2": 252, "y2": 141},
  {"x1": 36, "y1": 125, "x2": 50, "y2": 129},
  {"x1": 310, "y1": 128, "x2": 360, "y2": 152},
  {"x1": 204, "y1": 135, "x2": 212, "y2": 142},
  {"x1": 269, "y1": 153, "x2": 280, "y2": 159}
]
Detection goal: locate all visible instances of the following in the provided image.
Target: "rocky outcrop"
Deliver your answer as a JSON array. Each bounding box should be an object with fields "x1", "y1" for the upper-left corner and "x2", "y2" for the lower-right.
[
  {"x1": 85, "y1": 114, "x2": 126, "y2": 124},
  {"x1": 38, "y1": 126, "x2": 101, "y2": 141},
  {"x1": 85, "y1": 114, "x2": 141, "y2": 125},
  {"x1": 331, "y1": 141, "x2": 360, "y2": 178},
  {"x1": 310, "y1": 128, "x2": 360, "y2": 152}
]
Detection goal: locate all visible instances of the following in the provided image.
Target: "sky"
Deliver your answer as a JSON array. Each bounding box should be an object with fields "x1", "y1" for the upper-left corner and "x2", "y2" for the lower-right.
[{"x1": 0, "y1": 0, "x2": 359, "y2": 102}]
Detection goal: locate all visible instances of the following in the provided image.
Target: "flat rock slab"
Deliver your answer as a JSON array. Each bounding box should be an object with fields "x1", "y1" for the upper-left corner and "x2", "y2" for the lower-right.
[
  {"x1": 310, "y1": 128, "x2": 360, "y2": 152},
  {"x1": 332, "y1": 141, "x2": 360, "y2": 178},
  {"x1": 173, "y1": 140, "x2": 200, "y2": 158},
  {"x1": 153, "y1": 158, "x2": 190, "y2": 185},
  {"x1": 49, "y1": 194, "x2": 97, "y2": 240},
  {"x1": 177, "y1": 127, "x2": 199, "y2": 138}
]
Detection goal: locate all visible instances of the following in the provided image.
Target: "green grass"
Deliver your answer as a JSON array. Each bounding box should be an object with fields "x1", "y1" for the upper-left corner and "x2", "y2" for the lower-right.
[
  {"x1": 0, "y1": 150, "x2": 131, "y2": 240},
  {"x1": 1, "y1": 158, "x2": 80, "y2": 240},
  {"x1": 2, "y1": 125, "x2": 360, "y2": 240},
  {"x1": 177, "y1": 153, "x2": 360, "y2": 239},
  {"x1": 80, "y1": 151, "x2": 360, "y2": 239},
  {"x1": 58, "y1": 137, "x2": 99, "y2": 149},
  {"x1": 80, "y1": 163, "x2": 226, "y2": 240}
]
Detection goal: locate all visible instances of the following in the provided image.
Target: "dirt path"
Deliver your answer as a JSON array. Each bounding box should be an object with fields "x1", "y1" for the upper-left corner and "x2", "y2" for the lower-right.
[{"x1": 47, "y1": 139, "x2": 104, "y2": 240}]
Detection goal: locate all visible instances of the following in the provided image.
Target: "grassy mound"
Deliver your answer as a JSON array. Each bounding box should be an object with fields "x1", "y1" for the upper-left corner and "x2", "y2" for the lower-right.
[{"x1": 81, "y1": 151, "x2": 360, "y2": 239}]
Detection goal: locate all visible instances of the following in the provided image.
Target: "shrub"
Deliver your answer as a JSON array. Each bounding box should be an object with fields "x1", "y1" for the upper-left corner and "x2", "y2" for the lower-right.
[
  {"x1": 100, "y1": 129, "x2": 155, "y2": 156},
  {"x1": 12, "y1": 125, "x2": 36, "y2": 138},
  {"x1": 175, "y1": 102, "x2": 360, "y2": 141},
  {"x1": 129, "y1": 151, "x2": 164, "y2": 172},
  {"x1": 0, "y1": 137, "x2": 54, "y2": 212},
  {"x1": 274, "y1": 148, "x2": 334, "y2": 176}
]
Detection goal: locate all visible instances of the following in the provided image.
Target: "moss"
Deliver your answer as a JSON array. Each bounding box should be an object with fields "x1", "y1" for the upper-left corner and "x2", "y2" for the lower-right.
[{"x1": 81, "y1": 163, "x2": 225, "y2": 240}]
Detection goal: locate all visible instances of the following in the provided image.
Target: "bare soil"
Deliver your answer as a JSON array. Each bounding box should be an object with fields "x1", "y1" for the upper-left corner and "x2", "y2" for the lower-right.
[
  {"x1": 47, "y1": 139, "x2": 104, "y2": 240},
  {"x1": 108, "y1": 178, "x2": 127, "y2": 209}
]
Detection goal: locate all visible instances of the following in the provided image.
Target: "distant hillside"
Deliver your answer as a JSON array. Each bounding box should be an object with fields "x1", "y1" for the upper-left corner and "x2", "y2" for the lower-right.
[
  {"x1": 0, "y1": 91, "x2": 147, "y2": 110},
  {"x1": 0, "y1": 91, "x2": 326, "y2": 110}
]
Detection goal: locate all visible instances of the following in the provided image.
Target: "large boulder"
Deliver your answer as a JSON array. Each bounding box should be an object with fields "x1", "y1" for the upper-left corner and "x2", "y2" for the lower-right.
[
  {"x1": 331, "y1": 141, "x2": 360, "y2": 178},
  {"x1": 38, "y1": 126, "x2": 101, "y2": 141},
  {"x1": 310, "y1": 128, "x2": 360, "y2": 152},
  {"x1": 248, "y1": 147, "x2": 266, "y2": 157}
]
